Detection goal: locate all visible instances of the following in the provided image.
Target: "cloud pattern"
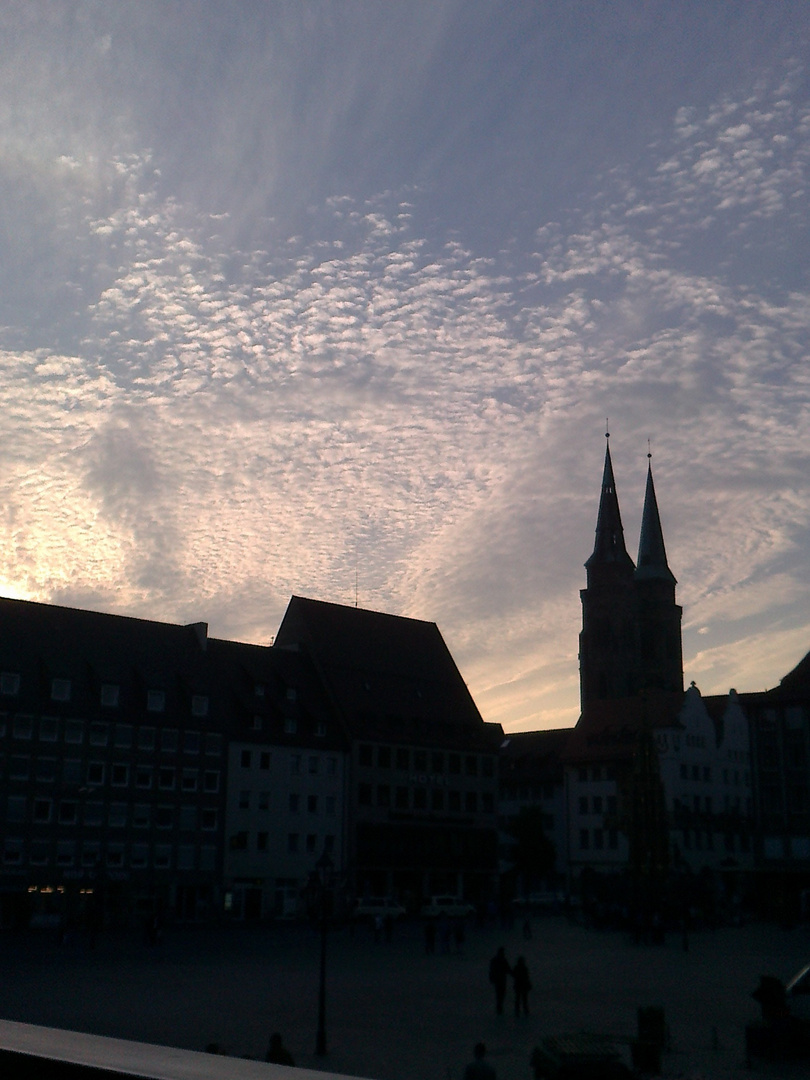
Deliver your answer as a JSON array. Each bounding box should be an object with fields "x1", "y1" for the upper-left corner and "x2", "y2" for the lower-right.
[{"x1": 0, "y1": 57, "x2": 808, "y2": 731}]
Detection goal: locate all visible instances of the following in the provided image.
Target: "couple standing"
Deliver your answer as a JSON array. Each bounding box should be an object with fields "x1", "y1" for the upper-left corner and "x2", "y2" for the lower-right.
[{"x1": 488, "y1": 946, "x2": 531, "y2": 1016}]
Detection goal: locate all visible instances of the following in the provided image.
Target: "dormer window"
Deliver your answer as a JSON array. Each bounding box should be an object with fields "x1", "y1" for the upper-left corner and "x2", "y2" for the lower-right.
[
  {"x1": 255, "y1": 684, "x2": 265, "y2": 698},
  {"x1": 101, "y1": 684, "x2": 120, "y2": 708},
  {"x1": 51, "y1": 678, "x2": 71, "y2": 702},
  {"x1": 0, "y1": 672, "x2": 20, "y2": 696},
  {"x1": 286, "y1": 687, "x2": 297, "y2": 703},
  {"x1": 191, "y1": 695, "x2": 209, "y2": 717},
  {"x1": 147, "y1": 690, "x2": 165, "y2": 713}
]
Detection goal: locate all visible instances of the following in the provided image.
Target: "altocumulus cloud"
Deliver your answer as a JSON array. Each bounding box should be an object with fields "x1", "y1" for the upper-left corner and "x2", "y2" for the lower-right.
[{"x1": 0, "y1": 61, "x2": 809, "y2": 729}]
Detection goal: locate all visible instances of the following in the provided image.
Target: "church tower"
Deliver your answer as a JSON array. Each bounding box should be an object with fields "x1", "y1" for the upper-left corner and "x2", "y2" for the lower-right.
[
  {"x1": 634, "y1": 455, "x2": 683, "y2": 695},
  {"x1": 579, "y1": 436, "x2": 683, "y2": 709},
  {"x1": 579, "y1": 433, "x2": 639, "y2": 706}
]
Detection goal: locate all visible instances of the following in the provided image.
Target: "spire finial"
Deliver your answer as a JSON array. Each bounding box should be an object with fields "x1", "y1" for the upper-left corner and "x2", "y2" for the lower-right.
[
  {"x1": 647, "y1": 437, "x2": 652, "y2": 461},
  {"x1": 605, "y1": 418, "x2": 610, "y2": 440}
]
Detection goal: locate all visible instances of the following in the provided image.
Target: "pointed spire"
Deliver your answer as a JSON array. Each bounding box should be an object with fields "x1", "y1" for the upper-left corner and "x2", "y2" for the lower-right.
[
  {"x1": 585, "y1": 430, "x2": 635, "y2": 569},
  {"x1": 636, "y1": 453, "x2": 676, "y2": 583}
]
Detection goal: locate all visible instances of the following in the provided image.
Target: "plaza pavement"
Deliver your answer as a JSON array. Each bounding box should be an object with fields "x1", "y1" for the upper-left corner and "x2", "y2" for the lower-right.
[{"x1": 0, "y1": 914, "x2": 808, "y2": 1080}]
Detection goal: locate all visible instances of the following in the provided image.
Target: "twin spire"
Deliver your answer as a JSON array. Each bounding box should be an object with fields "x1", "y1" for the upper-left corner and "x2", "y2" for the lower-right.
[{"x1": 586, "y1": 432, "x2": 675, "y2": 583}]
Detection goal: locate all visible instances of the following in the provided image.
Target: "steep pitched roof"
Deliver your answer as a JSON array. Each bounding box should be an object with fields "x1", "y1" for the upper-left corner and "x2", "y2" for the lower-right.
[
  {"x1": 635, "y1": 460, "x2": 676, "y2": 583},
  {"x1": 585, "y1": 439, "x2": 635, "y2": 570},
  {"x1": 274, "y1": 595, "x2": 499, "y2": 748},
  {"x1": 770, "y1": 648, "x2": 810, "y2": 699}
]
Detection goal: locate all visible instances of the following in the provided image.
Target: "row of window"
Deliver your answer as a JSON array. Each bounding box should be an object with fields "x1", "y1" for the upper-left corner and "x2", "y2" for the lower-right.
[
  {"x1": 6, "y1": 797, "x2": 218, "y2": 831},
  {"x1": 357, "y1": 783, "x2": 494, "y2": 814},
  {"x1": 678, "y1": 829, "x2": 751, "y2": 853},
  {"x1": 238, "y1": 749, "x2": 338, "y2": 775},
  {"x1": 576, "y1": 766, "x2": 615, "y2": 783},
  {"x1": 499, "y1": 782, "x2": 557, "y2": 802},
  {"x1": 578, "y1": 795, "x2": 617, "y2": 817},
  {"x1": 4, "y1": 757, "x2": 221, "y2": 792},
  {"x1": 1, "y1": 717, "x2": 221, "y2": 754},
  {"x1": 229, "y1": 831, "x2": 336, "y2": 856},
  {"x1": 579, "y1": 828, "x2": 619, "y2": 851},
  {"x1": 3, "y1": 838, "x2": 216, "y2": 871},
  {"x1": 357, "y1": 744, "x2": 494, "y2": 777},
  {"x1": 0, "y1": 675, "x2": 209, "y2": 716}
]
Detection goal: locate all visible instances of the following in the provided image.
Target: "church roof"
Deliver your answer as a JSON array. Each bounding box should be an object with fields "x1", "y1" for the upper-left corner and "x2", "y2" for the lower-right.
[
  {"x1": 585, "y1": 439, "x2": 635, "y2": 570},
  {"x1": 562, "y1": 692, "x2": 683, "y2": 764},
  {"x1": 635, "y1": 460, "x2": 676, "y2": 583}
]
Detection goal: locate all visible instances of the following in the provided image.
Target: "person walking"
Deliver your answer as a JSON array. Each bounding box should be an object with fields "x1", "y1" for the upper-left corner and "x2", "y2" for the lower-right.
[
  {"x1": 512, "y1": 955, "x2": 531, "y2": 1016},
  {"x1": 488, "y1": 946, "x2": 512, "y2": 1015},
  {"x1": 464, "y1": 1041, "x2": 496, "y2": 1080}
]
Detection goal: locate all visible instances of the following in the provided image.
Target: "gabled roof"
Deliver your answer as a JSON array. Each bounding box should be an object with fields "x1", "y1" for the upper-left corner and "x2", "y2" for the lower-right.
[
  {"x1": 274, "y1": 595, "x2": 500, "y2": 748},
  {"x1": 771, "y1": 648, "x2": 810, "y2": 700},
  {"x1": 500, "y1": 728, "x2": 572, "y2": 778}
]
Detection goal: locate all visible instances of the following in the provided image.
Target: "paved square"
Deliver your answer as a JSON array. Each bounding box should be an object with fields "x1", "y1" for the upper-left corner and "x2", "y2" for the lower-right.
[{"x1": 0, "y1": 915, "x2": 808, "y2": 1079}]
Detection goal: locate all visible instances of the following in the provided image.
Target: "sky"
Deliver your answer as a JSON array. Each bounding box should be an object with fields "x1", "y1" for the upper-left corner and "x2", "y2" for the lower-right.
[{"x1": 0, "y1": 1, "x2": 809, "y2": 733}]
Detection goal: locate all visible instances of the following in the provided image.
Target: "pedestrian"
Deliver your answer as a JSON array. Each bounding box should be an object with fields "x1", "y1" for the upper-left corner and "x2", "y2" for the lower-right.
[
  {"x1": 463, "y1": 1041, "x2": 496, "y2": 1080},
  {"x1": 265, "y1": 1032, "x2": 295, "y2": 1066},
  {"x1": 512, "y1": 955, "x2": 531, "y2": 1016},
  {"x1": 488, "y1": 946, "x2": 512, "y2": 1015}
]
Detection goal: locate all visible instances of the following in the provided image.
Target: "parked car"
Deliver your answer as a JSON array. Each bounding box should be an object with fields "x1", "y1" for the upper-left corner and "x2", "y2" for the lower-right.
[
  {"x1": 420, "y1": 895, "x2": 475, "y2": 919},
  {"x1": 353, "y1": 897, "x2": 406, "y2": 922}
]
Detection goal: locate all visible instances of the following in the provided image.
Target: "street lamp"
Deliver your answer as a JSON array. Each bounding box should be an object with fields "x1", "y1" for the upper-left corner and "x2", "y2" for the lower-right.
[{"x1": 313, "y1": 848, "x2": 334, "y2": 1057}]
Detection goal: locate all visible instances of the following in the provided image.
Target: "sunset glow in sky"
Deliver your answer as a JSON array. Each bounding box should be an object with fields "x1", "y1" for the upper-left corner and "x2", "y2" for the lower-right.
[{"x1": 1, "y1": 2, "x2": 809, "y2": 731}]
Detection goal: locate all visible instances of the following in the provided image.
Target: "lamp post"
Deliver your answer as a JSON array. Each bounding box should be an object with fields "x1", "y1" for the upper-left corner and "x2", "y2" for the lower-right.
[{"x1": 313, "y1": 848, "x2": 334, "y2": 1057}]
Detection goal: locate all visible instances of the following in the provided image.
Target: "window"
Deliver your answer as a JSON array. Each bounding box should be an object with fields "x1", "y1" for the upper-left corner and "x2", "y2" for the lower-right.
[
  {"x1": 251, "y1": 715, "x2": 263, "y2": 731},
  {"x1": 147, "y1": 690, "x2": 165, "y2": 713},
  {"x1": 106, "y1": 845, "x2": 124, "y2": 868},
  {"x1": 287, "y1": 833, "x2": 299, "y2": 854},
  {"x1": 257, "y1": 831, "x2": 269, "y2": 852},
  {"x1": 431, "y1": 752, "x2": 444, "y2": 774},
  {"x1": 448, "y1": 790, "x2": 461, "y2": 812},
  {"x1": 191, "y1": 695, "x2": 208, "y2": 717},
  {"x1": 465, "y1": 792, "x2": 478, "y2": 813},
  {"x1": 413, "y1": 788, "x2": 427, "y2": 809},
  {"x1": 205, "y1": 733, "x2": 222, "y2": 756},
  {"x1": 56, "y1": 841, "x2": 76, "y2": 866},
  {"x1": 703, "y1": 766, "x2": 712, "y2": 782},
  {"x1": 89, "y1": 723, "x2": 109, "y2": 747},
  {"x1": 111, "y1": 764, "x2": 129, "y2": 787},
  {"x1": 202, "y1": 808, "x2": 218, "y2": 830},
  {"x1": 131, "y1": 845, "x2": 149, "y2": 868},
  {"x1": 358, "y1": 745, "x2": 373, "y2": 767},
  {"x1": 239, "y1": 790, "x2": 250, "y2": 810},
  {"x1": 84, "y1": 802, "x2": 104, "y2": 826},
  {"x1": 39, "y1": 717, "x2": 58, "y2": 741},
  {"x1": 154, "y1": 845, "x2": 172, "y2": 869},
  {"x1": 65, "y1": 720, "x2": 84, "y2": 744},
  {"x1": 51, "y1": 678, "x2": 71, "y2": 702},
  {"x1": 325, "y1": 795, "x2": 336, "y2": 816},
  {"x1": 156, "y1": 806, "x2": 173, "y2": 829},
  {"x1": 289, "y1": 793, "x2": 300, "y2": 812},
  {"x1": 396, "y1": 747, "x2": 410, "y2": 770},
  {"x1": 286, "y1": 687, "x2": 297, "y2": 702},
  {"x1": 13, "y1": 716, "x2": 33, "y2": 739},
  {"x1": 607, "y1": 795, "x2": 617, "y2": 817},
  {"x1": 138, "y1": 726, "x2": 156, "y2": 751},
  {"x1": 183, "y1": 731, "x2": 200, "y2": 754},
  {"x1": 259, "y1": 751, "x2": 271, "y2": 770},
  {"x1": 290, "y1": 755, "x2": 301, "y2": 775},
  {"x1": 284, "y1": 717, "x2": 297, "y2": 734},
  {"x1": 63, "y1": 760, "x2": 81, "y2": 786},
  {"x1": 135, "y1": 766, "x2": 152, "y2": 789},
  {"x1": 308, "y1": 794, "x2": 319, "y2": 813},
  {"x1": 431, "y1": 789, "x2": 443, "y2": 811},
  {"x1": 36, "y1": 758, "x2": 57, "y2": 782},
  {"x1": 240, "y1": 749, "x2": 252, "y2": 768},
  {"x1": 108, "y1": 803, "x2": 127, "y2": 828},
  {"x1": 3, "y1": 840, "x2": 23, "y2": 865},
  {"x1": 482, "y1": 792, "x2": 494, "y2": 814},
  {"x1": 133, "y1": 805, "x2": 151, "y2": 829},
  {"x1": 33, "y1": 798, "x2": 52, "y2": 823},
  {"x1": 161, "y1": 729, "x2": 178, "y2": 753},
  {"x1": 6, "y1": 796, "x2": 25, "y2": 822},
  {"x1": 358, "y1": 783, "x2": 372, "y2": 806},
  {"x1": 0, "y1": 672, "x2": 20, "y2": 696},
  {"x1": 414, "y1": 750, "x2": 427, "y2": 771},
  {"x1": 181, "y1": 769, "x2": 198, "y2": 792},
  {"x1": 327, "y1": 756, "x2": 337, "y2": 775},
  {"x1": 465, "y1": 755, "x2": 478, "y2": 776},
  {"x1": 101, "y1": 684, "x2": 119, "y2": 708},
  {"x1": 203, "y1": 770, "x2": 220, "y2": 793},
  {"x1": 448, "y1": 753, "x2": 461, "y2": 775},
  {"x1": 30, "y1": 842, "x2": 49, "y2": 866},
  {"x1": 309, "y1": 756, "x2": 319, "y2": 775},
  {"x1": 258, "y1": 790, "x2": 270, "y2": 810},
  {"x1": 179, "y1": 805, "x2": 197, "y2": 831},
  {"x1": 315, "y1": 722, "x2": 327, "y2": 738},
  {"x1": 593, "y1": 829, "x2": 604, "y2": 850},
  {"x1": 378, "y1": 746, "x2": 391, "y2": 768},
  {"x1": 158, "y1": 767, "x2": 175, "y2": 790},
  {"x1": 482, "y1": 757, "x2": 494, "y2": 778},
  {"x1": 593, "y1": 796, "x2": 603, "y2": 814},
  {"x1": 579, "y1": 796, "x2": 589, "y2": 815},
  {"x1": 306, "y1": 834, "x2": 317, "y2": 854},
  {"x1": 87, "y1": 762, "x2": 105, "y2": 785},
  {"x1": 580, "y1": 828, "x2": 590, "y2": 850},
  {"x1": 114, "y1": 724, "x2": 132, "y2": 749},
  {"x1": 10, "y1": 755, "x2": 29, "y2": 780}
]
